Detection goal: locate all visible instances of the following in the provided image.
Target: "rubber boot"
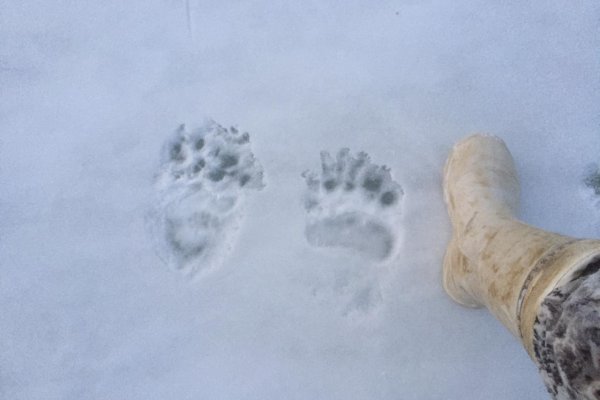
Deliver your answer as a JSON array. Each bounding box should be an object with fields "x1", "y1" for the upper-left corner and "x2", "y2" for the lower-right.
[{"x1": 442, "y1": 134, "x2": 600, "y2": 369}]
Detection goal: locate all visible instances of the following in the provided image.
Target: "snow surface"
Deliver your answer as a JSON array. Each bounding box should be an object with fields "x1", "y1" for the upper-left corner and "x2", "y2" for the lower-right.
[{"x1": 1, "y1": 1, "x2": 599, "y2": 399}]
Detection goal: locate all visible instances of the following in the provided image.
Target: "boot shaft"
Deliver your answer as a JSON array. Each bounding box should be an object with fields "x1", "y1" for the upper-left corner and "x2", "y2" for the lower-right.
[
  {"x1": 442, "y1": 134, "x2": 600, "y2": 354},
  {"x1": 443, "y1": 134, "x2": 520, "y2": 242}
]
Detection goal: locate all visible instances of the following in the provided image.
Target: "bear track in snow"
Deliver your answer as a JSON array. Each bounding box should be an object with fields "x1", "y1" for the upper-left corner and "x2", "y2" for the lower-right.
[
  {"x1": 583, "y1": 164, "x2": 600, "y2": 196},
  {"x1": 149, "y1": 121, "x2": 264, "y2": 278},
  {"x1": 582, "y1": 163, "x2": 600, "y2": 208},
  {"x1": 302, "y1": 148, "x2": 403, "y2": 261}
]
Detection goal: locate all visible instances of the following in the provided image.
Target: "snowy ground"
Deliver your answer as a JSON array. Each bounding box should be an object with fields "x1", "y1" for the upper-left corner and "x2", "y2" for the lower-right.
[{"x1": 1, "y1": 1, "x2": 599, "y2": 399}]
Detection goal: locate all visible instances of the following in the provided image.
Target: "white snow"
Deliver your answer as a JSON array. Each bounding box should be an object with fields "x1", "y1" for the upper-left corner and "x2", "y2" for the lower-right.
[{"x1": 1, "y1": 1, "x2": 599, "y2": 399}]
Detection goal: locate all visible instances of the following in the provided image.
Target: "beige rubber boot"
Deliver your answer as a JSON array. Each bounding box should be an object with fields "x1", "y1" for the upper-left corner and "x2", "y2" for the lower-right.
[{"x1": 442, "y1": 134, "x2": 600, "y2": 361}]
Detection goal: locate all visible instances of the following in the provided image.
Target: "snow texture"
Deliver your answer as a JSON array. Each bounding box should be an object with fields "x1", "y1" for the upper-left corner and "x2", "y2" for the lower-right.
[{"x1": 1, "y1": 1, "x2": 599, "y2": 399}]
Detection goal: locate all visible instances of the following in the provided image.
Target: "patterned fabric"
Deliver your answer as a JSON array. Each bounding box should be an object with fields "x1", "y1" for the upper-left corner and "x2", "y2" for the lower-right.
[{"x1": 533, "y1": 259, "x2": 600, "y2": 399}]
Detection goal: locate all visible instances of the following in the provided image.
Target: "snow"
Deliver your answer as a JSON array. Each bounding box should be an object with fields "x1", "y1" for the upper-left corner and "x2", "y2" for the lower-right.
[{"x1": 1, "y1": 0, "x2": 599, "y2": 399}]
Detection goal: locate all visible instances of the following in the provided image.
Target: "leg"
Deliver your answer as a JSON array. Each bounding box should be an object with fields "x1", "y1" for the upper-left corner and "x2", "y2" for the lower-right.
[{"x1": 443, "y1": 134, "x2": 600, "y2": 399}]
